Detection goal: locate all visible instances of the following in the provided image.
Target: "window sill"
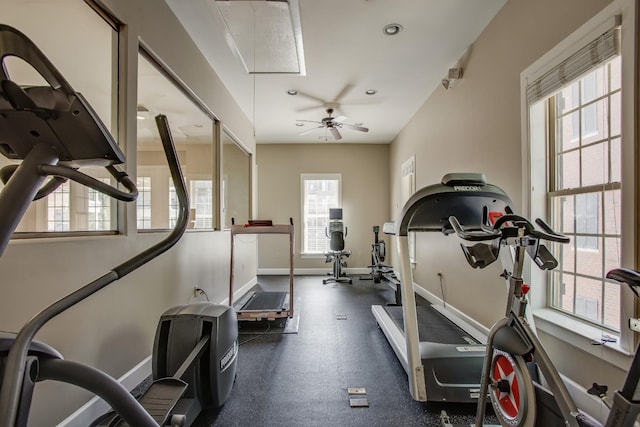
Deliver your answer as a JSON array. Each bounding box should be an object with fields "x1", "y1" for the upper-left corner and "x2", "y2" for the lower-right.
[
  {"x1": 300, "y1": 253, "x2": 326, "y2": 259},
  {"x1": 532, "y1": 308, "x2": 633, "y2": 370}
]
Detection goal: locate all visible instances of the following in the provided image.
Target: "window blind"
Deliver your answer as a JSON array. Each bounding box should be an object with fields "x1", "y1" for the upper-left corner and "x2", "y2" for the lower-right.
[{"x1": 526, "y1": 24, "x2": 620, "y2": 105}]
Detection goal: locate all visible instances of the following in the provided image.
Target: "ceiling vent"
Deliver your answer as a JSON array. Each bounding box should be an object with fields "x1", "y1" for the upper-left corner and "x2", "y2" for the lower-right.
[{"x1": 214, "y1": 0, "x2": 306, "y2": 75}]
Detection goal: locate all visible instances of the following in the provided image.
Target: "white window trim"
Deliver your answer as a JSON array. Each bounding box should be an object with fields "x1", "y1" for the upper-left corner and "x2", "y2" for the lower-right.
[
  {"x1": 520, "y1": 0, "x2": 636, "y2": 365},
  {"x1": 300, "y1": 173, "x2": 342, "y2": 255}
]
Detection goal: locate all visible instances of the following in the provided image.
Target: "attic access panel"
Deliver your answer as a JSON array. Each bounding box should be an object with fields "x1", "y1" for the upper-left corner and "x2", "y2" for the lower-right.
[{"x1": 214, "y1": 0, "x2": 306, "y2": 74}]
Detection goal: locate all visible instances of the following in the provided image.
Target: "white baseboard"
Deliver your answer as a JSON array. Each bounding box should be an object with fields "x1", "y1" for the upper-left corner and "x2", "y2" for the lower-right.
[
  {"x1": 563, "y1": 375, "x2": 609, "y2": 424},
  {"x1": 220, "y1": 276, "x2": 257, "y2": 306}
]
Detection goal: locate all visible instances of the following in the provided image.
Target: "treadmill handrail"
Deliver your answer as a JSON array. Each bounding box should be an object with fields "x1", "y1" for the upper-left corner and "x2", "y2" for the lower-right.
[
  {"x1": 396, "y1": 180, "x2": 512, "y2": 236},
  {"x1": 229, "y1": 222, "x2": 295, "y2": 319}
]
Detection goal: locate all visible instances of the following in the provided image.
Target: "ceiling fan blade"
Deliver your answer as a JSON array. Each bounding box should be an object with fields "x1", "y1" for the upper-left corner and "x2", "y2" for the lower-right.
[
  {"x1": 299, "y1": 125, "x2": 324, "y2": 136},
  {"x1": 341, "y1": 123, "x2": 369, "y2": 132},
  {"x1": 330, "y1": 127, "x2": 342, "y2": 140},
  {"x1": 296, "y1": 119, "x2": 323, "y2": 124},
  {"x1": 296, "y1": 105, "x2": 323, "y2": 113},
  {"x1": 333, "y1": 83, "x2": 354, "y2": 103},
  {"x1": 295, "y1": 90, "x2": 327, "y2": 105},
  {"x1": 332, "y1": 115, "x2": 348, "y2": 124}
]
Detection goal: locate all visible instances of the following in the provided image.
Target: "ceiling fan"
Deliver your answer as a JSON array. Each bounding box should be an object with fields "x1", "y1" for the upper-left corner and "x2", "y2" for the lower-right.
[{"x1": 297, "y1": 108, "x2": 369, "y2": 140}]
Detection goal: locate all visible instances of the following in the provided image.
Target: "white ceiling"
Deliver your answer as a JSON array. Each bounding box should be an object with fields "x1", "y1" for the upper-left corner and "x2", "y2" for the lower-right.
[{"x1": 165, "y1": 0, "x2": 507, "y2": 144}]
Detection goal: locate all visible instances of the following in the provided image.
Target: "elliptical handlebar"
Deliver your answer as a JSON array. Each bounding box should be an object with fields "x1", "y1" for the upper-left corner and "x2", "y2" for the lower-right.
[{"x1": 0, "y1": 114, "x2": 189, "y2": 427}]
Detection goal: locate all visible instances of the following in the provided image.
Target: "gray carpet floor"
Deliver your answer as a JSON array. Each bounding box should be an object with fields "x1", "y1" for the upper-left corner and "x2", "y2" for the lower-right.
[{"x1": 191, "y1": 275, "x2": 496, "y2": 427}]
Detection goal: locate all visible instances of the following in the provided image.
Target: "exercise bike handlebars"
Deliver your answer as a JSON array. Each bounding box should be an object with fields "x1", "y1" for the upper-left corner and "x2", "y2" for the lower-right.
[
  {"x1": 449, "y1": 214, "x2": 570, "y2": 244},
  {"x1": 447, "y1": 216, "x2": 501, "y2": 241}
]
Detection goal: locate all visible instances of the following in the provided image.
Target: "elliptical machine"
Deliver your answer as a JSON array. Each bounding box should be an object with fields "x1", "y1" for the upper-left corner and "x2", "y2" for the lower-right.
[
  {"x1": 0, "y1": 25, "x2": 237, "y2": 427},
  {"x1": 359, "y1": 225, "x2": 393, "y2": 283}
]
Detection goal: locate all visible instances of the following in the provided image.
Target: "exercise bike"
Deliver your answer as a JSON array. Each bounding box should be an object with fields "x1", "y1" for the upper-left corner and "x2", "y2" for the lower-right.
[
  {"x1": 323, "y1": 208, "x2": 352, "y2": 285},
  {"x1": 446, "y1": 213, "x2": 640, "y2": 427},
  {"x1": 0, "y1": 25, "x2": 237, "y2": 427}
]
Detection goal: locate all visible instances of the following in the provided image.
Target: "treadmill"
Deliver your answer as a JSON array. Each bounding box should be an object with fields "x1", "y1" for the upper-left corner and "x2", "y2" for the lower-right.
[
  {"x1": 229, "y1": 219, "x2": 295, "y2": 321},
  {"x1": 371, "y1": 172, "x2": 513, "y2": 402}
]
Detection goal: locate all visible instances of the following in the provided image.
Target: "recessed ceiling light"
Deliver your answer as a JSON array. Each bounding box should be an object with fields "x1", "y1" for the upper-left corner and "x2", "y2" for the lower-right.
[
  {"x1": 383, "y1": 23, "x2": 403, "y2": 36},
  {"x1": 287, "y1": 89, "x2": 298, "y2": 95},
  {"x1": 296, "y1": 122, "x2": 304, "y2": 127},
  {"x1": 365, "y1": 89, "x2": 377, "y2": 95}
]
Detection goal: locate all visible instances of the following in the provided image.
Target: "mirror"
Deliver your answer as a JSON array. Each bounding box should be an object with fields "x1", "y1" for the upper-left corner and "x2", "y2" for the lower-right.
[
  {"x1": 222, "y1": 128, "x2": 251, "y2": 228},
  {"x1": 137, "y1": 51, "x2": 217, "y2": 231}
]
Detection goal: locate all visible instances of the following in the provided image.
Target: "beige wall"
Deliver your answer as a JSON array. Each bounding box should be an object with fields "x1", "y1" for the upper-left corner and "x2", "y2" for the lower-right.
[
  {"x1": 389, "y1": 0, "x2": 629, "y2": 393},
  {"x1": 1, "y1": 0, "x2": 635, "y2": 423},
  {"x1": 0, "y1": 0, "x2": 256, "y2": 425},
  {"x1": 256, "y1": 144, "x2": 390, "y2": 271}
]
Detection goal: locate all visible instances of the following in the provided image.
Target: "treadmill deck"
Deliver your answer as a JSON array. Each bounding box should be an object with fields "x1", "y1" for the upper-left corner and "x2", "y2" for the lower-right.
[
  {"x1": 234, "y1": 290, "x2": 291, "y2": 320},
  {"x1": 384, "y1": 305, "x2": 480, "y2": 345},
  {"x1": 373, "y1": 304, "x2": 485, "y2": 402}
]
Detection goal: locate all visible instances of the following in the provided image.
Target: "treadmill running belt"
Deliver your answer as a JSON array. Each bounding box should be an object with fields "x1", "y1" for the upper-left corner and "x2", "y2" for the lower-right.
[
  {"x1": 384, "y1": 305, "x2": 479, "y2": 345},
  {"x1": 242, "y1": 291, "x2": 288, "y2": 311}
]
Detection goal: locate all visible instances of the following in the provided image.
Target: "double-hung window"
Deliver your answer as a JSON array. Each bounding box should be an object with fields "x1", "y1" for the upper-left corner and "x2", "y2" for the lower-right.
[
  {"x1": 525, "y1": 5, "x2": 636, "y2": 351},
  {"x1": 301, "y1": 174, "x2": 341, "y2": 254},
  {"x1": 547, "y1": 56, "x2": 622, "y2": 330}
]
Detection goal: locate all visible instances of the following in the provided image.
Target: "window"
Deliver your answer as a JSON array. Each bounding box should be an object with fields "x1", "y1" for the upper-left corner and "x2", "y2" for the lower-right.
[
  {"x1": 191, "y1": 180, "x2": 214, "y2": 229},
  {"x1": 301, "y1": 174, "x2": 341, "y2": 254},
  {"x1": 548, "y1": 56, "x2": 622, "y2": 331},
  {"x1": 3, "y1": 2, "x2": 120, "y2": 235},
  {"x1": 137, "y1": 177, "x2": 152, "y2": 230},
  {"x1": 88, "y1": 179, "x2": 112, "y2": 231},
  {"x1": 137, "y1": 50, "x2": 217, "y2": 231},
  {"x1": 525, "y1": 15, "x2": 632, "y2": 336},
  {"x1": 169, "y1": 180, "x2": 179, "y2": 229},
  {"x1": 47, "y1": 182, "x2": 70, "y2": 232}
]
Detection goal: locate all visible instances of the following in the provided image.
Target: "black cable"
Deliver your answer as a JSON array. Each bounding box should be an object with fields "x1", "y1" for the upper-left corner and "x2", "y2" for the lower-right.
[{"x1": 195, "y1": 288, "x2": 210, "y2": 301}]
